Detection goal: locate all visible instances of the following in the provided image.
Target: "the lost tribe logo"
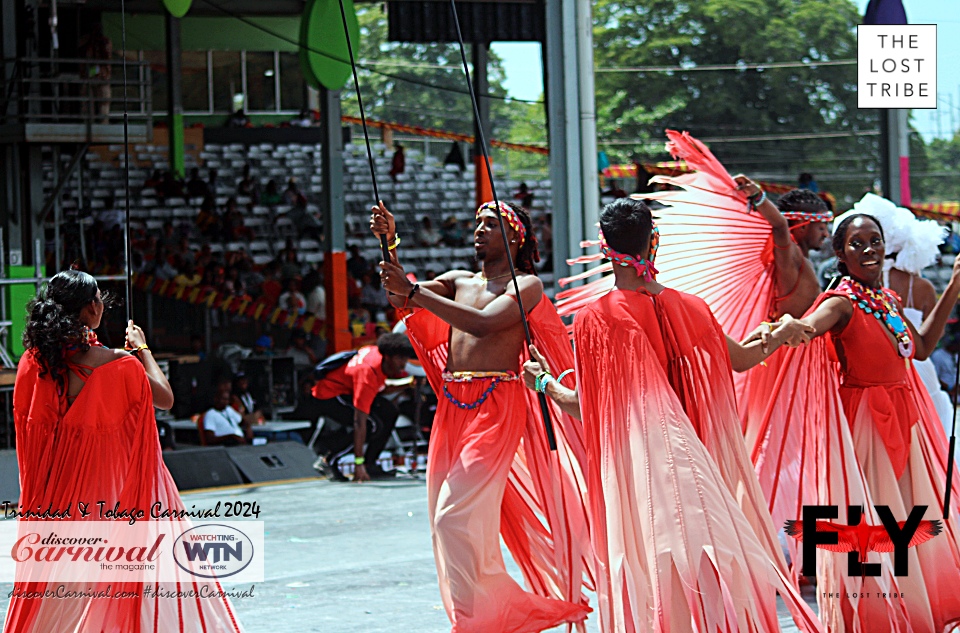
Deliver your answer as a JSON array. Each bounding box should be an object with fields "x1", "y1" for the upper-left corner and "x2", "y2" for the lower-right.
[
  {"x1": 785, "y1": 505, "x2": 942, "y2": 577},
  {"x1": 173, "y1": 524, "x2": 255, "y2": 579}
]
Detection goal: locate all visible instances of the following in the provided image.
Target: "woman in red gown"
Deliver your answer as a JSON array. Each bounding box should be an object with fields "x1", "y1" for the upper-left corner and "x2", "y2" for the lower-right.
[
  {"x1": 4, "y1": 270, "x2": 244, "y2": 632},
  {"x1": 754, "y1": 214, "x2": 960, "y2": 632}
]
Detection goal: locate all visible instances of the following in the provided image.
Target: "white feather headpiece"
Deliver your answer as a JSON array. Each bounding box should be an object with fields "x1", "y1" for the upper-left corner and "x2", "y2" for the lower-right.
[{"x1": 831, "y1": 193, "x2": 945, "y2": 275}]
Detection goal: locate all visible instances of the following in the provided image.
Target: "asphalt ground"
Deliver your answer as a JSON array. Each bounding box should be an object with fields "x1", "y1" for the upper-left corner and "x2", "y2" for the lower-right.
[{"x1": 0, "y1": 476, "x2": 815, "y2": 632}]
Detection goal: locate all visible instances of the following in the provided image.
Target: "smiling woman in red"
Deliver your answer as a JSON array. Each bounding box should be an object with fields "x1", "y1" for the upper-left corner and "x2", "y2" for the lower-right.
[{"x1": 754, "y1": 214, "x2": 960, "y2": 632}]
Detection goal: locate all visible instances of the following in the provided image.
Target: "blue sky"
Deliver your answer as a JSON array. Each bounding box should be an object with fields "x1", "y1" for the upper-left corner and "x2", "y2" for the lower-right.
[{"x1": 493, "y1": 1, "x2": 958, "y2": 141}]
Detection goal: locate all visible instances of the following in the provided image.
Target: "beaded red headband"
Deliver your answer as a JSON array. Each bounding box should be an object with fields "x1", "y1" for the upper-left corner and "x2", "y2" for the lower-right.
[
  {"x1": 477, "y1": 201, "x2": 525, "y2": 247},
  {"x1": 781, "y1": 209, "x2": 834, "y2": 223},
  {"x1": 598, "y1": 225, "x2": 660, "y2": 282}
]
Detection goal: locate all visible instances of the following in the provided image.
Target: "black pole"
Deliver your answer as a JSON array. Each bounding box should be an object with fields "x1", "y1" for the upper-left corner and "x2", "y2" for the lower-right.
[
  {"x1": 446, "y1": 0, "x2": 557, "y2": 450},
  {"x1": 120, "y1": 0, "x2": 132, "y2": 324},
  {"x1": 335, "y1": 0, "x2": 390, "y2": 264},
  {"x1": 945, "y1": 351, "x2": 959, "y2": 519}
]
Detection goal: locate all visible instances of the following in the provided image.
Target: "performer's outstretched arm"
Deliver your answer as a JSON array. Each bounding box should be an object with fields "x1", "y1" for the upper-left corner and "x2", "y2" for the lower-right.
[
  {"x1": 125, "y1": 320, "x2": 174, "y2": 410},
  {"x1": 370, "y1": 202, "x2": 461, "y2": 308},
  {"x1": 522, "y1": 345, "x2": 581, "y2": 420},
  {"x1": 380, "y1": 261, "x2": 543, "y2": 338},
  {"x1": 726, "y1": 315, "x2": 815, "y2": 372},
  {"x1": 908, "y1": 256, "x2": 960, "y2": 360}
]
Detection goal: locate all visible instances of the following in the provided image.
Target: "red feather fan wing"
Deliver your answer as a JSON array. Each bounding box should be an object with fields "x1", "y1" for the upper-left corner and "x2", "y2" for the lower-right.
[
  {"x1": 870, "y1": 520, "x2": 944, "y2": 553},
  {"x1": 555, "y1": 130, "x2": 775, "y2": 342}
]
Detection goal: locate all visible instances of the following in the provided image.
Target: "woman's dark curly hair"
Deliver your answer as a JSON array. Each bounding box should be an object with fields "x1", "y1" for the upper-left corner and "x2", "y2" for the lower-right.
[
  {"x1": 832, "y1": 213, "x2": 884, "y2": 278},
  {"x1": 23, "y1": 270, "x2": 111, "y2": 389}
]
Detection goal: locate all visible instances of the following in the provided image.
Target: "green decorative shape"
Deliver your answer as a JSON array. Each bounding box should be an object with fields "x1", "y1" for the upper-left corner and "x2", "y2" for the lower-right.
[
  {"x1": 300, "y1": 0, "x2": 359, "y2": 91},
  {"x1": 162, "y1": 0, "x2": 192, "y2": 19}
]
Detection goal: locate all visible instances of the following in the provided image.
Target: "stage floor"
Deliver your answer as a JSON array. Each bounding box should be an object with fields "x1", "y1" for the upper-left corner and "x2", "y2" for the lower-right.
[{"x1": 0, "y1": 477, "x2": 816, "y2": 632}]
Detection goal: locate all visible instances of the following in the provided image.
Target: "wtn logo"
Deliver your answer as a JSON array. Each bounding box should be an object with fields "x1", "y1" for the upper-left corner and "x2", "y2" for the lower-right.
[
  {"x1": 181, "y1": 541, "x2": 244, "y2": 564},
  {"x1": 785, "y1": 505, "x2": 942, "y2": 577}
]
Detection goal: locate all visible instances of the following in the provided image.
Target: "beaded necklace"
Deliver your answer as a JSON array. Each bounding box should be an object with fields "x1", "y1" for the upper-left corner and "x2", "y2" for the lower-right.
[{"x1": 837, "y1": 277, "x2": 913, "y2": 358}]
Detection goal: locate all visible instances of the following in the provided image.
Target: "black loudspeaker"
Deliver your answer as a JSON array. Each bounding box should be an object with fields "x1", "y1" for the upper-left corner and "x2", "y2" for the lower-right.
[
  {"x1": 227, "y1": 442, "x2": 320, "y2": 484},
  {"x1": 163, "y1": 447, "x2": 244, "y2": 491},
  {"x1": 0, "y1": 449, "x2": 19, "y2": 504}
]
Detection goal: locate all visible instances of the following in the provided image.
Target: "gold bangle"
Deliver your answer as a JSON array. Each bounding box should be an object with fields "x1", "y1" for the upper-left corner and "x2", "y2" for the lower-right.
[{"x1": 387, "y1": 236, "x2": 400, "y2": 251}]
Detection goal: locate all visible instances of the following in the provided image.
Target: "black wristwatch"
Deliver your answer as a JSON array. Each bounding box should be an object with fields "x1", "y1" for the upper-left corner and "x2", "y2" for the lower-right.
[{"x1": 407, "y1": 283, "x2": 420, "y2": 300}]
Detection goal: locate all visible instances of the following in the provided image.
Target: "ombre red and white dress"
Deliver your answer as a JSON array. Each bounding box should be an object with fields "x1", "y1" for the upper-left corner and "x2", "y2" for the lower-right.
[
  {"x1": 752, "y1": 287, "x2": 960, "y2": 632},
  {"x1": 572, "y1": 287, "x2": 821, "y2": 633},
  {"x1": 404, "y1": 297, "x2": 594, "y2": 633},
  {"x1": 4, "y1": 351, "x2": 244, "y2": 633}
]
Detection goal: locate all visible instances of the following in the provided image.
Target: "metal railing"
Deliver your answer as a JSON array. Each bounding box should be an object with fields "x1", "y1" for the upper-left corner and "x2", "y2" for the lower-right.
[{"x1": 0, "y1": 56, "x2": 152, "y2": 127}]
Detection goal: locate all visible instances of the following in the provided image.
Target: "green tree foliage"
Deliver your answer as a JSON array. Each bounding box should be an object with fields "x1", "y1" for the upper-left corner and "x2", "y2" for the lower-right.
[
  {"x1": 592, "y1": 0, "x2": 879, "y2": 205},
  {"x1": 344, "y1": 5, "x2": 519, "y2": 141}
]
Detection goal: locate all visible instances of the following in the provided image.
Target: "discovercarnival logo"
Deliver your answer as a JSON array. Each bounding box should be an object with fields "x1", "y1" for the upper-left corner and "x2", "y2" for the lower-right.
[{"x1": 173, "y1": 524, "x2": 255, "y2": 579}]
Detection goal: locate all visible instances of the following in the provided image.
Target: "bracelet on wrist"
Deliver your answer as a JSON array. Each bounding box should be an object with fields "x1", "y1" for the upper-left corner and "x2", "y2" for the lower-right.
[
  {"x1": 387, "y1": 236, "x2": 400, "y2": 251},
  {"x1": 535, "y1": 371, "x2": 554, "y2": 393},
  {"x1": 134, "y1": 344, "x2": 150, "y2": 355},
  {"x1": 556, "y1": 369, "x2": 575, "y2": 385},
  {"x1": 748, "y1": 190, "x2": 767, "y2": 210},
  {"x1": 354, "y1": 456, "x2": 365, "y2": 465}
]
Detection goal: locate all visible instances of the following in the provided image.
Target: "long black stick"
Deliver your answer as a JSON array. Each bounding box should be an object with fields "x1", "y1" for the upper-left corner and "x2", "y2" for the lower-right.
[
  {"x1": 945, "y1": 350, "x2": 959, "y2": 519},
  {"x1": 446, "y1": 0, "x2": 556, "y2": 450},
  {"x1": 335, "y1": 0, "x2": 390, "y2": 264},
  {"x1": 120, "y1": 0, "x2": 132, "y2": 323}
]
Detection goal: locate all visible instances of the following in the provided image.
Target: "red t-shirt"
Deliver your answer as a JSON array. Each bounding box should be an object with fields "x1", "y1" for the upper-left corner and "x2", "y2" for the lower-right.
[{"x1": 311, "y1": 346, "x2": 386, "y2": 414}]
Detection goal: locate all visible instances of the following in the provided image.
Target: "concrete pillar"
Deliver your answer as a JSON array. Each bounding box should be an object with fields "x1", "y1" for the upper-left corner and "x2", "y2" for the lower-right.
[{"x1": 165, "y1": 12, "x2": 185, "y2": 178}]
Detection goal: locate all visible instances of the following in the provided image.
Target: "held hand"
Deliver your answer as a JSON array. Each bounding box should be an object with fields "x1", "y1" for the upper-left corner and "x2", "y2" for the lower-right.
[
  {"x1": 353, "y1": 464, "x2": 370, "y2": 483},
  {"x1": 773, "y1": 314, "x2": 816, "y2": 348},
  {"x1": 741, "y1": 322, "x2": 772, "y2": 353},
  {"x1": 379, "y1": 260, "x2": 413, "y2": 296},
  {"x1": 522, "y1": 359, "x2": 543, "y2": 391},
  {"x1": 125, "y1": 320, "x2": 147, "y2": 350},
  {"x1": 369, "y1": 201, "x2": 396, "y2": 243},
  {"x1": 528, "y1": 345, "x2": 553, "y2": 376},
  {"x1": 733, "y1": 174, "x2": 761, "y2": 198},
  {"x1": 950, "y1": 253, "x2": 960, "y2": 287}
]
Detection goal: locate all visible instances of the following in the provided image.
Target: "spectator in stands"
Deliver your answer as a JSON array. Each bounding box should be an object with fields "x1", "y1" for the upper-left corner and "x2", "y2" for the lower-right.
[
  {"x1": 283, "y1": 330, "x2": 319, "y2": 373},
  {"x1": 311, "y1": 332, "x2": 415, "y2": 481},
  {"x1": 196, "y1": 195, "x2": 221, "y2": 238},
  {"x1": 222, "y1": 197, "x2": 252, "y2": 241},
  {"x1": 237, "y1": 164, "x2": 259, "y2": 202},
  {"x1": 160, "y1": 221, "x2": 178, "y2": 250},
  {"x1": 798, "y1": 172, "x2": 820, "y2": 193},
  {"x1": 143, "y1": 169, "x2": 163, "y2": 195},
  {"x1": 348, "y1": 297, "x2": 372, "y2": 338},
  {"x1": 208, "y1": 169, "x2": 220, "y2": 195},
  {"x1": 175, "y1": 235, "x2": 194, "y2": 261},
  {"x1": 190, "y1": 333, "x2": 207, "y2": 361},
  {"x1": 444, "y1": 141, "x2": 466, "y2": 171},
  {"x1": 195, "y1": 243, "x2": 213, "y2": 271},
  {"x1": 304, "y1": 270, "x2": 326, "y2": 317},
  {"x1": 79, "y1": 23, "x2": 112, "y2": 122},
  {"x1": 186, "y1": 167, "x2": 210, "y2": 199},
  {"x1": 97, "y1": 194, "x2": 124, "y2": 231},
  {"x1": 441, "y1": 216, "x2": 464, "y2": 247},
  {"x1": 203, "y1": 378, "x2": 253, "y2": 446},
  {"x1": 261, "y1": 261, "x2": 283, "y2": 303},
  {"x1": 515, "y1": 182, "x2": 534, "y2": 209},
  {"x1": 418, "y1": 216, "x2": 441, "y2": 247},
  {"x1": 230, "y1": 372, "x2": 264, "y2": 427},
  {"x1": 227, "y1": 109, "x2": 249, "y2": 128},
  {"x1": 932, "y1": 328, "x2": 960, "y2": 402},
  {"x1": 288, "y1": 197, "x2": 323, "y2": 242},
  {"x1": 261, "y1": 179, "x2": 282, "y2": 206},
  {"x1": 252, "y1": 334, "x2": 273, "y2": 357},
  {"x1": 278, "y1": 241, "x2": 301, "y2": 280},
  {"x1": 149, "y1": 246, "x2": 177, "y2": 280},
  {"x1": 389, "y1": 144, "x2": 406, "y2": 182},
  {"x1": 283, "y1": 178, "x2": 304, "y2": 206},
  {"x1": 278, "y1": 277, "x2": 307, "y2": 315},
  {"x1": 223, "y1": 266, "x2": 247, "y2": 297},
  {"x1": 360, "y1": 272, "x2": 389, "y2": 318},
  {"x1": 157, "y1": 171, "x2": 185, "y2": 201},
  {"x1": 173, "y1": 262, "x2": 201, "y2": 287},
  {"x1": 347, "y1": 244, "x2": 369, "y2": 280},
  {"x1": 536, "y1": 214, "x2": 553, "y2": 271}
]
